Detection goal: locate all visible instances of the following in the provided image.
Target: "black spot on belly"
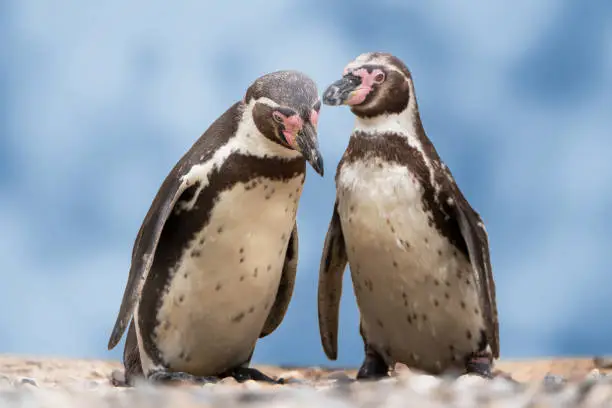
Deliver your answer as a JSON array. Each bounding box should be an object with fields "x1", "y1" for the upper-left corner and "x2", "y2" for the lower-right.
[
  {"x1": 392, "y1": 260, "x2": 398, "y2": 268},
  {"x1": 179, "y1": 351, "x2": 185, "y2": 359},
  {"x1": 466, "y1": 330, "x2": 473, "y2": 340},
  {"x1": 248, "y1": 306, "x2": 255, "y2": 314},
  {"x1": 422, "y1": 314, "x2": 428, "y2": 322},
  {"x1": 407, "y1": 315, "x2": 413, "y2": 324},
  {"x1": 178, "y1": 295, "x2": 184, "y2": 303},
  {"x1": 349, "y1": 205, "x2": 355, "y2": 212},
  {"x1": 239, "y1": 247, "x2": 244, "y2": 254},
  {"x1": 474, "y1": 308, "x2": 479, "y2": 315},
  {"x1": 465, "y1": 279, "x2": 471, "y2": 286},
  {"x1": 215, "y1": 283, "x2": 222, "y2": 291},
  {"x1": 191, "y1": 250, "x2": 201, "y2": 257},
  {"x1": 253, "y1": 268, "x2": 258, "y2": 277},
  {"x1": 232, "y1": 312, "x2": 245, "y2": 323},
  {"x1": 434, "y1": 279, "x2": 440, "y2": 286},
  {"x1": 460, "y1": 301, "x2": 466, "y2": 309},
  {"x1": 217, "y1": 226, "x2": 224, "y2": 234},
  {"x1": 267, "y1": 265, "x2": 271, "y2": 271},
  {"x1": 183, "y1": 273, "x2": 188, "y2": 279},
  {"x1": 163, "y1": 321, "x2": 171, "y2": 330},
  {"x1": 377, "y1": 319, "x2": 384, "y2": 328},
  {"x1": 240, "y1": 276, "x2": 245, "y2": 282},
  {"x1": 424, "y1": 238, "x2": 429, "y2": 244},
  {"x1": 281, "y1": 233, "x2": 286, "y2": 240},
  {"x1": 444, "y1": 292, "x2": 450, "y2": 299},
  {"x1": 240, "y1": 257, "x2": 245, "y2": 263},
  {"x1": 437, "y1": 249, "x2": 442, "y2": 256},
  {"x1": 445, "y1": 280, "x2": 451, "y2": 287},
  {"x1": 434, "y1": 299, "x2": 439, "y2": 307},
  {"x1": 199, "y1": 238, "x2": 205, "y2": 245}
]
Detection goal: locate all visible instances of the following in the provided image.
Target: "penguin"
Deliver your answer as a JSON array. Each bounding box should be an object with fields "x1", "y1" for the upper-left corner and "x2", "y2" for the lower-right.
[
  {"x1": 317, "y1": 52, "x2": 499, "y2": 380},
  {"x1": 107, "y1": 70, "x2": 324, "y2": 385}
]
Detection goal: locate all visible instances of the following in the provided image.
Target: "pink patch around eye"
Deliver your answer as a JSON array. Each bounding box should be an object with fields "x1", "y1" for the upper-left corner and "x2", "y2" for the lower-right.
[
  {"x1": 310, "y1": 109, "x2": 319, "y2": 127},
  {"x1": 276, "y1": 113, "x2": 303, "y2": 147},
  {"x1": 344, "y1": 68, "x2": 384, "y2": 106}
]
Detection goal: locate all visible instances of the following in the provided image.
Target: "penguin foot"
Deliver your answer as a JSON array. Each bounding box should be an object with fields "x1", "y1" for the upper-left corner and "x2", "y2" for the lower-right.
[
  {"x1": 465, "y1": 353, "x2": 493, "y2": 379},
  {"x1": 148, "y1": 370, "x2": 220, "y2": 385},
  {"x1": 356, "y1": 347, "x2": 389, "y2": 380},
  {"x1": 225, "y1": 367, "x2": 283, "y2": 384}
]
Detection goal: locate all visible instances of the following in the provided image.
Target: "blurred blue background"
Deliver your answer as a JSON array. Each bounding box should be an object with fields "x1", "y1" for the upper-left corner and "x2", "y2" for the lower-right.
[{"x1": 1, "y1": 0, "x2": 612, "y2": 367}]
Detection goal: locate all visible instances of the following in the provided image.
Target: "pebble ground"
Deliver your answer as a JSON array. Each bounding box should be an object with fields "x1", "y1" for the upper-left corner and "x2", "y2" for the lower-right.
[{"x1": 2, "y1": 355, "x2": 612, "y2": 407}]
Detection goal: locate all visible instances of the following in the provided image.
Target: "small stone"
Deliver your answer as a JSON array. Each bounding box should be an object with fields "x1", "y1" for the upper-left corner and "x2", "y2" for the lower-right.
[
  {"x1": 219, "y1": 376, "x2": 238, "y2": 385},
  {"x1": 110, "y1": 369, "x2": 127, "y2": 386},
  {"x1": 454, "y1": 373, "x2": 488, "y2": 389},
  {"x1": 408, "y1": 373, "x2": 441, "y2": 394},
  {"x1": 586, "y1": 368, "x2": 605, "y2": 380},
  {"x1": 18, "y1": 377, "x2": 38, "y2": 387},
  {"x1": 542, "y1": 373, "x2": 567, "y2": 392},
  {"x1": 241, "y1": 379, "x2": 261, "y2": 390}
]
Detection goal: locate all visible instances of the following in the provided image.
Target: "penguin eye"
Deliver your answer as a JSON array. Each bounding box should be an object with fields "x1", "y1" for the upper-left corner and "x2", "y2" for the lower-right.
[
  {"x1": 373, "y1": 72, "x2": 385, "y2": 84},
  {"x1": 272, "y1": 111, "x2": 285, "y2": 124}
]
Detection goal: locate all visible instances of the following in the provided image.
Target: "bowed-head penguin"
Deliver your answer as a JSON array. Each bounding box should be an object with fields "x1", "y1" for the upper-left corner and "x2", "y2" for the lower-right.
[{"x1": 108, "y1": 70, "x2": 324, "y2": 385}]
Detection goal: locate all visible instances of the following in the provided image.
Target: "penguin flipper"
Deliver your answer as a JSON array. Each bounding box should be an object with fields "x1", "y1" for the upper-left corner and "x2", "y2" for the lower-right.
[
  {"x1": 317, "y1": 201, "x2": 348, "y2": 361},
  {"x1": 107, "y1": 171, "x2": 195, "y2": 350},
  {"x1": 107, "y1": 102, "x2": 246, "y2": 351},
  {"x1": 451, "y1": 196, "x2": 500, "y2": 359},
  {"x1": 260, "y1": 223, "x2": 299, "y2": 338}
]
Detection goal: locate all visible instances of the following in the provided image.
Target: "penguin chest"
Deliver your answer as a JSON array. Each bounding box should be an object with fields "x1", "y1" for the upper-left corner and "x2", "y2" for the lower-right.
[
  {"x1": 337, "y1": 160, "x2": 486, "y2": 373},
  {"x1": 151, "y1": 175, "x2": 303, "y2": 375}
]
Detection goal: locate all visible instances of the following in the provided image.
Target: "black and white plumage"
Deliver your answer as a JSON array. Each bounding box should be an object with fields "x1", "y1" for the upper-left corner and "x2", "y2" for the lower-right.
[
  {"x1": 318, "y1": 52, "x2": 499, "y2": 379},
  {"x1": 107, "y1": 70, "x2": 324, "y2": 385}
]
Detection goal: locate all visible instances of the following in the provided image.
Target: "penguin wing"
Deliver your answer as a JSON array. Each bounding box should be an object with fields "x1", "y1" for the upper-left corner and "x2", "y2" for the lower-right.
[
  {"x1": 453, "y1": 198, "x2": 500, "y2": 358},
  {"x1": 107, "y1": 101, "x2": 244, "y2": 351},
  {"x1": 317, "y1": 201, "x2": 348, "y2": 360},
  {"x1": 107, "y1": 172, "x2": 196, "y2": 350},
  {"x1": 260, "y1": 223, "x2": 299, "y2": 338}
]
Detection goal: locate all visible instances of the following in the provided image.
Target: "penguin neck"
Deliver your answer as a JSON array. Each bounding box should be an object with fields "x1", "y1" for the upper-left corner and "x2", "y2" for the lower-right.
[
  {"x1": 237, "y1": 101, "x2": 302, "y2": 160},
  {"x1": 352, "y1": 102, "x2": 425, "y2": 144}
]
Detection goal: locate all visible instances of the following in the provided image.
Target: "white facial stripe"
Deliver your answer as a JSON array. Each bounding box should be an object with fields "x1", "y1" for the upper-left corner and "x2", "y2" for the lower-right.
[
  {"x1": 343, "y1": 55, "x2": 409, "y2": 80},
  {"x1": 254, "y1": 96, "x2": 280, "y2": 108},
  {"x1": 351, "y1": 78, "x2": 441, "y2": 202},
  {"x1": 178, "y1": 99, "x2": 300, "y2": 212}
]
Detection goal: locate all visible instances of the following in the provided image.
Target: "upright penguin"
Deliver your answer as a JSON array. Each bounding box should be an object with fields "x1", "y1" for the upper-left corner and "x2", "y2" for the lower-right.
[
  {"x1": 317, "y1": 53, "x2": 499, "y2": 379},
  {"x1": 108, "y1": 70, "x2": 324, "y2": 385}
]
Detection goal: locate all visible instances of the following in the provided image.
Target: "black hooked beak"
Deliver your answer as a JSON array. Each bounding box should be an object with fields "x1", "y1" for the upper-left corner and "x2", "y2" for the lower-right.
[
  {"x1": 296, "y1": 122, "x2": 324, "y2": 176},
  {"x1": 322, "y1": 74, "x2": 361, "y2": 106}
]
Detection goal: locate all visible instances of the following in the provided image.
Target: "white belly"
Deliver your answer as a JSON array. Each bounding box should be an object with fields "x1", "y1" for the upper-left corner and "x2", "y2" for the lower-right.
[
  {"x1": 337, "y1": 160, "x2": 485, "y2": 374},
  {"x1": 144, "y1": 175, "x2": 303, "y2": 376}
]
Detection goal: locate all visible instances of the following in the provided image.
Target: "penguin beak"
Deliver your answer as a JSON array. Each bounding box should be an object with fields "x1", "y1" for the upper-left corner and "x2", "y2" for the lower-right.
[
  {"x1": 322, "y1": 75, "x2": 361, "y2": 106},
  {"x1": 296, "y1": 122, "x2": 324, "y2": 176}
]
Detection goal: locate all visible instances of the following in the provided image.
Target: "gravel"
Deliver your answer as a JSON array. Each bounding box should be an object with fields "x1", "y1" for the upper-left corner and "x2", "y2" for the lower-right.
[{"x1": 1, "y1": 355, "x2": 612, "y2": 407}]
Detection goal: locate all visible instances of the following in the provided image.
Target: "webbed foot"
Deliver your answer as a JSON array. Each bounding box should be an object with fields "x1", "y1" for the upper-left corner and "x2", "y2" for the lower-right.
[{"x1": 356, "y1": 346, "x2": 389, "y2": 380}]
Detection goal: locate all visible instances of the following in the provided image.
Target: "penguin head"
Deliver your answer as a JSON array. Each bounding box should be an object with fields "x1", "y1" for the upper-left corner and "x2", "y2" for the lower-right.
[
  {"x1": 246, "y1": 71, "x2": 324, "y2": 176},
  {"x1": 322, "y1": 52, "x2": 414, "y2": 119}
]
